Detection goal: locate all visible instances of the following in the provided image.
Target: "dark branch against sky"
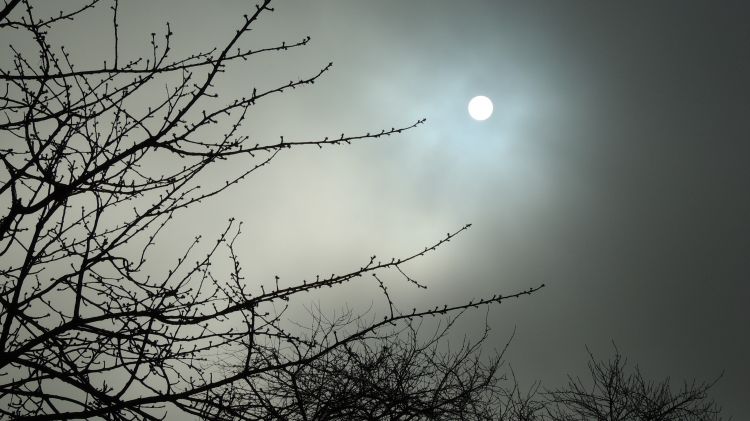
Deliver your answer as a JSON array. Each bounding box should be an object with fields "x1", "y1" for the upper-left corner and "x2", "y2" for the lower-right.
[
  {"x1": 183, "y1": 2, "x2": 748, "y2": 416},
  {"x1": 2, "y1": 0, "x2": 747, "y2": 418}
]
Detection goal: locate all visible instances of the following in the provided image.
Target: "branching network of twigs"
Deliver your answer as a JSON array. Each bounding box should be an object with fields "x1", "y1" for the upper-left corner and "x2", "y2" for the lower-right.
[{"x1": 0, "y1": 0, "x2": 544, "y2": 419}]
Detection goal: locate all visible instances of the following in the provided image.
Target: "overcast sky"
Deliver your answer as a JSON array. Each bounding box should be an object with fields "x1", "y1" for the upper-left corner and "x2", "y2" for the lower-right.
[{"x1": 36, "y1": 0, "x2": 750, "y2": 417}]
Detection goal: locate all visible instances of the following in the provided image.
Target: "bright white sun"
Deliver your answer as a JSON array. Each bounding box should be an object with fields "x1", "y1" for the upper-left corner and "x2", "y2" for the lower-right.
[{"x1": 468, "y1": 95, "x2": 493, "y2": 121}]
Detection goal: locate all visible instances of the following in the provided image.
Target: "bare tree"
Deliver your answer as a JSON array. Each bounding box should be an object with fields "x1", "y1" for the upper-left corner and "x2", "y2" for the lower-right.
[
  {"x1": 0, "y1": 1, "x2": 542, "y2": 419},
  {"x1": 212, "y1": 312, "x2": 542, "y2": 421},
  {"x1": 544, "y1": 347, "x2": 724, "y2": 421}
]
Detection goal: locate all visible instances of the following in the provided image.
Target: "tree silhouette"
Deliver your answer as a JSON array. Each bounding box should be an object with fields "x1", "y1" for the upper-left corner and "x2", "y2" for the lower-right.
[
  {"x1": 0, "y1": 1, "x2": 542, "y2": 419},
  {"x1": 214, "y1": 315, "x2": 542, "y2": 421},
  {"x1": 544, "y1": 347, "x2": 724, "y2": 421}
]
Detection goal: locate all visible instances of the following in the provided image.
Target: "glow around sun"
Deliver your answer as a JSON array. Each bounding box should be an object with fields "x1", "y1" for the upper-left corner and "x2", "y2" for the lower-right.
[{"x1": 468, "y1": 95, "x2": 493, "y2": 121}]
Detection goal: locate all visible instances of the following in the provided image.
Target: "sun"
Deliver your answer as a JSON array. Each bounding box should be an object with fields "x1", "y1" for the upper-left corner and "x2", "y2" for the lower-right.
[{"x1": 468, "y1": 95, "x2": 493, "y2": 121}]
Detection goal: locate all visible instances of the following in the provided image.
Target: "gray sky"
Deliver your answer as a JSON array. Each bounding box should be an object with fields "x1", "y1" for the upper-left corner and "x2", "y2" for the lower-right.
[{"x1": 29, "y1": 0, "x2": 750, "y2": 417}]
